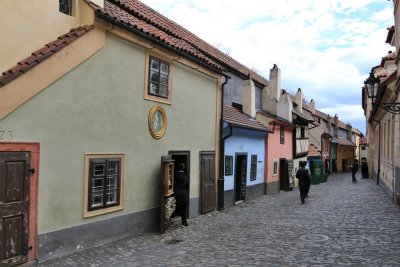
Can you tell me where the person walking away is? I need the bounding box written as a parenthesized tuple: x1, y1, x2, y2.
(296, 161, 310, 204)
(174, 163, 189, 226)
(351, 159, 359, 183)
(361, 158, 369, 179)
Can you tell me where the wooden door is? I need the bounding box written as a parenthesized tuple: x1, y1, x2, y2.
(0, 152, 30, 267)
(160, 155, 174, 234)
(200, 151, 215, 214)
(235, 154, 247, 202)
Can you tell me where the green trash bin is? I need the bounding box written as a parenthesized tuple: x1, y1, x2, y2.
(309, 161, 322, 185)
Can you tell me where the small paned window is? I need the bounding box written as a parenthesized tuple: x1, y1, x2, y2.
(273, 160, 278, 176)
(300, 127, 305, 138)
(84, 154, 124, 217)
(280, 126, 285, 144)
(59, 0, 72, 15)
(225, 156, 233, 176)
(148, 57, 169, 99)
(250, 155, 257, 181)
(89, 158, 121, 211)
(361, 146, 366, 151)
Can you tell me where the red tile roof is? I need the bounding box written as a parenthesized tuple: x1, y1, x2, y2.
(308, 145, 320, 157)
(224, 105, 269, 132)
(0, 25, 95, 87)
(91, 0, 268, 86)
(257, 110, 295, 128)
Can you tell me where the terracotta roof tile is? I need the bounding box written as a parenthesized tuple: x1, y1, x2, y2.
(224, 105, 269, 132)
(95, 1, 223, 71)
(257, 110, 295, 128)
(0, 25, 95, 87)
(93, 0, 268, 86)
(308, 145, 320, 157)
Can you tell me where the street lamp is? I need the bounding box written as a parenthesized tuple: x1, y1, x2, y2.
(365, 70, 400, 115)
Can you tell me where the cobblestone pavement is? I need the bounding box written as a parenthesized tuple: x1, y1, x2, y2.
(34, 173, 400, 267)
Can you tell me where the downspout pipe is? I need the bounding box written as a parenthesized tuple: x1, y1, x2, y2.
(218, 75, 231, 211)
(373, 119, 381, 186)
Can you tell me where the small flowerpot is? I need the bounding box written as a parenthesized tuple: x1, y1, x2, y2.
(396, 193, 400, 206)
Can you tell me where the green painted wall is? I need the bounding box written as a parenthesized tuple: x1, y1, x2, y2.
(0, 33, 218, 233)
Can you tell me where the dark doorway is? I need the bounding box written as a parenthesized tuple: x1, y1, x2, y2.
(0, 152, 30, 266)
(332, 159, 337, 173)
(342, 159, 347, 172)
(325, 159, 329, 174)
(235, 154, 247, 203)
(200, 151, 215, 214)
(169, 151, 190, 219)
(279, 158, 293, 191)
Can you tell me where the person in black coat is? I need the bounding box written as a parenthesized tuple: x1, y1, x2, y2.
(174, 163, 189, 226)
(296, 161, 310, 204)
(351, 159, 359, 183)
(361, 158, 369, 179)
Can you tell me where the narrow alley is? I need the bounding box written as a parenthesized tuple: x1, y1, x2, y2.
(35, 173, 400, 267)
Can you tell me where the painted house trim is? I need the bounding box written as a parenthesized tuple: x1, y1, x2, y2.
(0, 142, 40, 263)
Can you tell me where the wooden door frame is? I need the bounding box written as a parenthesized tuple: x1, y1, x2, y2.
(200, 151, 216, 214)
(0, 142, 40, 263)
(234, 152, 247, 203)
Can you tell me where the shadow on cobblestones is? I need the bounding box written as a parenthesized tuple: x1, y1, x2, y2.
(34, 173, 400, 267)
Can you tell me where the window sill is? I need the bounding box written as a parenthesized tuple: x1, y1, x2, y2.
(144, 94, 171, 105)
(84, 205, 123, 218)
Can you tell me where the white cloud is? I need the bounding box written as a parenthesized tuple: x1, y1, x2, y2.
(140, 0, 394, 134)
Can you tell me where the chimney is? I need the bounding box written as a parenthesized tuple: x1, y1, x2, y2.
(309, 99, 315, 114)
(262, 64, 281, 115)
(326, 114, 332, 131)
(333, 114, 338, 138)
(295, 88, 303, 112)
(269, 64, 281, 101)
(243, 78, 256, 118)
(346, 123, 352, 140)
(277, 91, 293, 122)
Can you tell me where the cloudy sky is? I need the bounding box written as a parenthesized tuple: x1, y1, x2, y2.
(140, 0, 394, 134)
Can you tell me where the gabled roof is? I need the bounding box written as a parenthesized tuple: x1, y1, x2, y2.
(319, 119, 331, 136)
(257, 110, 295, 128)
(90, 0, 268, 86)
(336, 137, 356, 147)
(293, 108, 315, 123)
(0, 25, 95, 87)
(224, 105, 269, 132)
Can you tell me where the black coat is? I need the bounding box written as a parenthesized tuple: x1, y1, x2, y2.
(351, 163, 359, 174)
(174, 170, 188, 206)
(296, 167, 310, 186)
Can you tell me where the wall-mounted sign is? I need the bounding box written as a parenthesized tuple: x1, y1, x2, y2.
(148, 105, 167, 139)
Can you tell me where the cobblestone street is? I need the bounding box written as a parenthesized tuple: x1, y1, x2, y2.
(34, 173, 400, 267)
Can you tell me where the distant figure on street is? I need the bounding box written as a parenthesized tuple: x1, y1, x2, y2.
(351, 159, 359, 183)
(361, 158, 369, 179)
(296, 161, 310, 204)
(174, 163, 189, 226)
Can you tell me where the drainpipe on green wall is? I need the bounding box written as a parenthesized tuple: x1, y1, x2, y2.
(218, 75, 230, 211)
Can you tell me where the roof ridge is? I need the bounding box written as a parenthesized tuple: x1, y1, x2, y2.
(105, 0, 268, 86)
